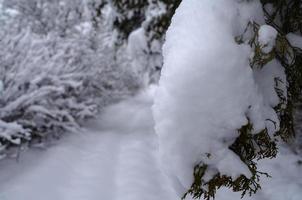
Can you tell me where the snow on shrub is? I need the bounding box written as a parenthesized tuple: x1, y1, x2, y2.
(0, 1, 139, 158)
(108, 0, 181, 86)
(153, 0, 294, 199)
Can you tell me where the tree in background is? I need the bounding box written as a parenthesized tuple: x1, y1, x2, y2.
(107, 0, 181, 85)
(0, 0, 139, 159)
(0, 0, 301, 199)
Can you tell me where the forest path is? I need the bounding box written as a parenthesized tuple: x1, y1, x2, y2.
(0, 88, 301, 200)
(0, 89, 177, 200)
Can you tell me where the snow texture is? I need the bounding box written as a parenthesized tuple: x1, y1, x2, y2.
(0, 0, 140, 156)
(287, 33, 302, 49)
(153, 0, 286, 194)
(126, 0, 166, 86)
(0, 89, 301, 200)
(258, 25, 278, 54)
(0, 80, 3, 95)
(128, 28, 150, 86)
(0, 89, 178, 200)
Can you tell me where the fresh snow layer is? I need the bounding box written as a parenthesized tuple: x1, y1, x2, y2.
(153, 0, 285, 194)
(258, 25, 278, 53)
(0, 80, 3, 95)
(0, 88, 301, 200)
(287, 33, 302, 49)
(0, 89, 177, 200)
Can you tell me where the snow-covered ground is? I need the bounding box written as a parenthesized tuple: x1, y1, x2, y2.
(0, 88, 301, 200)
(0, 89, 177, 200)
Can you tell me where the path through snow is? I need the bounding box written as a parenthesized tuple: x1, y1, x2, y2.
(0, 88, 301, 200)
(0, 89, 177, 200)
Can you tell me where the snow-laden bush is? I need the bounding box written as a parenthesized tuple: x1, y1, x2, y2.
(107, 0, 181, 86)
(260, 0, 302, 153)
(0, 0, 139, 158)
(153, 0, 302, 199)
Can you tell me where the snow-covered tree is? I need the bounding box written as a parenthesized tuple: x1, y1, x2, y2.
(107, 0, 181, 85)
(1, 0, 301, 198)
(0, 0, 139, 158)
(153, 0, 302, 199)
(260, 0, 302, 153)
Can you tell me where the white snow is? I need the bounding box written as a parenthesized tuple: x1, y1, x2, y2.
(0, 1, 301, 200)
(214, 147, 302, 200)
(0, 80, 3, 95)
(152, 0, 285, 195)
(287, 33, 302, 49)
(127, 28, 150, 86)
(0, 120, 29, 145)
(253, 59, 287, 135)
(127, 26, 163, 86)
(0, 89, 301, 200)
(0, 89, 177, 200)
(258, 25, 278, 53)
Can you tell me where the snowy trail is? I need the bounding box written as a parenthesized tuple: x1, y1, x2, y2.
(0, 90, 178, 200)
(0, 89, 301, 200)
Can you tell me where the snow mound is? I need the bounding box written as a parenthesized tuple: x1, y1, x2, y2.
(258, 25, 278, 53)
(287, 33, 302, 49)
(0, 89, 300, 200)
(153, 0, 285, 195)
